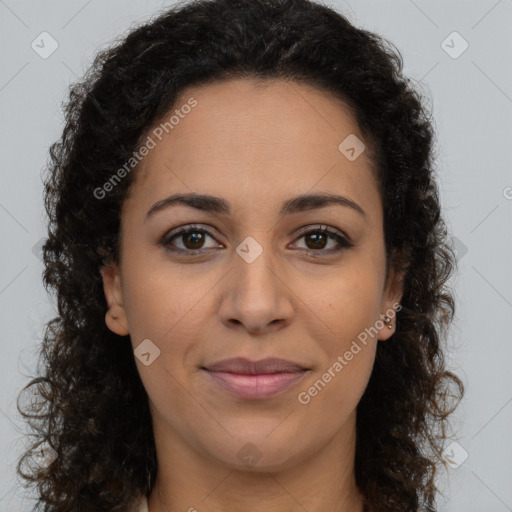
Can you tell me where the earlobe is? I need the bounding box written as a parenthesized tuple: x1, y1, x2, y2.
(378, 266, 406, 341)
(99, 262, 130, 336)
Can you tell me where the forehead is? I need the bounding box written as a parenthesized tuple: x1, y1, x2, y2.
(125, 78, 379, 218)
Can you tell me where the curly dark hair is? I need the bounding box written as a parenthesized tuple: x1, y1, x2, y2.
(16, 0, 464, 510)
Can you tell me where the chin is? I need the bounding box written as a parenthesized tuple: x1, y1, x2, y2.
(203, 433, 310, 473)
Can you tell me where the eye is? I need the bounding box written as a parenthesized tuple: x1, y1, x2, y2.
(161, 224, 354, 256)
(291, 225, 354, 255)
(161, 224, 220, 254)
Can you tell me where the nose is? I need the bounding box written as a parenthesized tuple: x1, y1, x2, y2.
(218, 244, 295, 335)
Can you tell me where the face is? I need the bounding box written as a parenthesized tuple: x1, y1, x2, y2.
(100, 78, 403, 473)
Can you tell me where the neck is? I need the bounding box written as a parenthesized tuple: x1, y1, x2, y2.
(148, 410, 365, 512)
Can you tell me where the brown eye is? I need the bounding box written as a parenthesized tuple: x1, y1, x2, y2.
(180, 231, 207, 250)
(162, 225, 221, 254)
(161, 224, 353, 257)
(293, 225, 353, 254)
(304, 231, 329, 250)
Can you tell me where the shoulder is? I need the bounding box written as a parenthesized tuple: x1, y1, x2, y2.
(127, 492, 148, 512)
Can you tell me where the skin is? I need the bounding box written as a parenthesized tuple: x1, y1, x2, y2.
(100, 78, 404, 512)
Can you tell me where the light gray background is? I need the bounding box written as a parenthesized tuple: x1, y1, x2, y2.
(1, 0, 511, 510)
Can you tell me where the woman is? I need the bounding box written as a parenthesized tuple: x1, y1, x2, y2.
(17, 0, 464, 511)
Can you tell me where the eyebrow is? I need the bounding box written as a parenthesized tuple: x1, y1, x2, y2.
(145, 192, 368, 222)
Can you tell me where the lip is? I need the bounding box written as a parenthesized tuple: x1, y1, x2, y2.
(203, 357, 308, 374)
(201, 357, 310, 400)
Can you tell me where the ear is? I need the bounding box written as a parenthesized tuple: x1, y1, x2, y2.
(99, 261, 129, 336)
(377, 263, 406, 341)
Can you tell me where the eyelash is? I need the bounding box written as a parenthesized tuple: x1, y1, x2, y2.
(161, 224, 354, 257)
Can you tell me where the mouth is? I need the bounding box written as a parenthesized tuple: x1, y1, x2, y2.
(201, 357, 311, 400)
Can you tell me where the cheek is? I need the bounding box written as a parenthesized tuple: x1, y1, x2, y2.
(297, 339, 377, 432)
(312, 266, 383, 341)
(301, 264, 381, 400)
(121, 259, 213, 392)
(121, 254, 199, 343)
(123, 279, 174, 344)
(288, 340, 376, 466)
